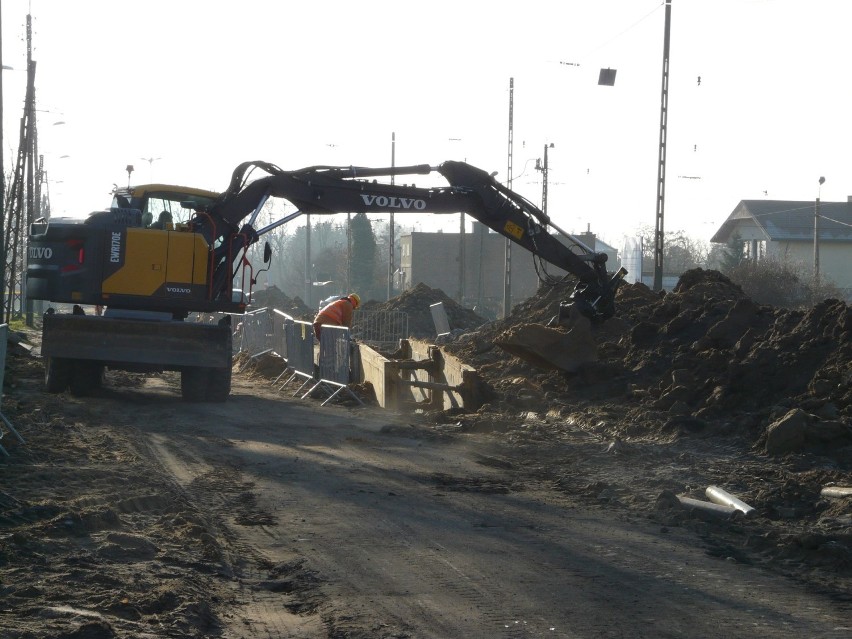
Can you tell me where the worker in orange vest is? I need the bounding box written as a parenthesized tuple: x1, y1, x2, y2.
(313, 293, 361, 340)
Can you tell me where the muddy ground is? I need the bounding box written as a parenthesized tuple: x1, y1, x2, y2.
(0, 269, 850, 637)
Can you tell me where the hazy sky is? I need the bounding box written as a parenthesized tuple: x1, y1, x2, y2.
(2, 0, 850, 248)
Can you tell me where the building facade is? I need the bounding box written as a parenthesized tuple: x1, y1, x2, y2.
(398, 223, 619, 318)
(711, 198, 852, 297)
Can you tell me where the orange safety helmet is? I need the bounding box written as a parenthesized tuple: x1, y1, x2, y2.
(347, 293, 361, 309)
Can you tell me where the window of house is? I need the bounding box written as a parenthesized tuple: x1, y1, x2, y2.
(744, 240, 767, 260)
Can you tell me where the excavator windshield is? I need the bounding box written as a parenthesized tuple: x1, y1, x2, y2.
(111, 185, 220, 226)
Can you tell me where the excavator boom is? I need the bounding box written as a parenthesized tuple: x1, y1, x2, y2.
(198, 160, 625, 321)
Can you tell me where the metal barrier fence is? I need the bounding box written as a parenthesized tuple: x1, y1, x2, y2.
(0, 324, 25, 456)
(231, 307, 378, 407)
(303, 325, 362, 406)
(237, 307, 273, 359)
(271, 310, 291, 359)
(278, 319, 317, 396)
(351, 309, 408, 352)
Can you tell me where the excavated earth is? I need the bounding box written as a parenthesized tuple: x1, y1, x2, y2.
(0, 268, 849, 637)
(439, 269, 852, 588)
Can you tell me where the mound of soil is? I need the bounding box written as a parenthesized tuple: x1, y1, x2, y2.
(363, 282, 487, 338)
(445, 268, 851, 446)
(249, 285, 314, 320)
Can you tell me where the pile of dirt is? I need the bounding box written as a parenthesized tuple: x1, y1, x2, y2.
(363, 282, 487, 338)
(249, 285, 314, 320)
(445, 268, 851, 449)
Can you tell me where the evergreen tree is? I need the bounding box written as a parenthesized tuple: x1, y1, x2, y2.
(719, 233, 745, 273)
(350, 213, 379, 300)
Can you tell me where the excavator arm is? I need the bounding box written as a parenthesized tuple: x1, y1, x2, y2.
(194, 160, 626, 321)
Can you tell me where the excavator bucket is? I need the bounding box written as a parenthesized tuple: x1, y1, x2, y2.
(494, 305, 597, 372)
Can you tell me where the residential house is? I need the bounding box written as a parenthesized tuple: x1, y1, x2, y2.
(711, 198, 852, 297)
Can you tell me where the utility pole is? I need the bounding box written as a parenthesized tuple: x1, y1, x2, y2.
(0, 4, 6, 314)
(387, 132, 395, 300)
(24, 15, 36, 326)
(653, 0, 672, 292)
(814, 176, 825, 294)
(305, 214, 311, 306)
(502, 77, 514, 319)
(536, 143, 555, 216)
(458, 201, 465, 304)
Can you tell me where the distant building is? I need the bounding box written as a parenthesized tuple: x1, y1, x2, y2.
(398, 223, 619, 317)
(711, 198, 852, 297)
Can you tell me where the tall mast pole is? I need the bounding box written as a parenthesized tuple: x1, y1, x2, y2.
(387, 131, 395, 300)
(653, 0, 672, 291)
(0, 2, 6, 311)
(502, 77, 514, 319)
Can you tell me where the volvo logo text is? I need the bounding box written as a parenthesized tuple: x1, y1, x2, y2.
(360, 194, 426, 210)
(28, 246, 53, 259)
(166, 286, 191, 294)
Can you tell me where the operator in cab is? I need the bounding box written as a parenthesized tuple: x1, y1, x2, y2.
(313, 293, 360, 340)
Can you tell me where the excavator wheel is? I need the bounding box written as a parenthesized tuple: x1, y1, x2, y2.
(44, 357, 72, 393)
(206, 366, 231, 403)
(69, 360, 105, 396)
(181, 366, 208, 402)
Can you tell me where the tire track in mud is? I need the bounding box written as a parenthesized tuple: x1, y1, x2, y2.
(142, 423, 326, 638)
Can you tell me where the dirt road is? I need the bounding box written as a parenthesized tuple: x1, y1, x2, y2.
(3, 359, 849, 638)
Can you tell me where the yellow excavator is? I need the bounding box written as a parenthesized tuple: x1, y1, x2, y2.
(27, 160, 626, 401)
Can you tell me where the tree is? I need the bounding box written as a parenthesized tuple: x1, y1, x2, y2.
(637, 226, 708, 275)
(724, 255, 841, 309)
(717, 233, 745, 273)
(350, 212, 379, 301)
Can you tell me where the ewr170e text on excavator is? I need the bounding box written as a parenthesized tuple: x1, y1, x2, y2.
(26, 160, 627, 401)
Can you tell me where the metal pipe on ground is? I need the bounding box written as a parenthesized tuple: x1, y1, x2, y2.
(820, 486, 852, 498)
(705, 485, 756, 517)
(677, 495, 739, 519)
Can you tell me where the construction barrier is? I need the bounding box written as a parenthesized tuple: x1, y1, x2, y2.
(271, 310, 292, 360)
(269, 310, 294, 387)
(237, 307, 418, 408)
(236, 307, 272, 361)
(278, 319, 317, 396)
(0, 324, 25, 457)
(303, 325, 362, 406)
(351, 309, 408, 352)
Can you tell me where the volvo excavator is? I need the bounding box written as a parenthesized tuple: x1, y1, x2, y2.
(26, 160, 627, 401)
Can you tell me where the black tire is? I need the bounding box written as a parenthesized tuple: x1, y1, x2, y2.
(44, 357, 72, 393)
(69, 360, 103, 397)
(181, 366, 208, 402)
(205, 366, 231, 403)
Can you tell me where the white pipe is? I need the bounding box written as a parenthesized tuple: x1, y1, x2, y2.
(705, 486, 756, 516)
(677, 496, 738, 519)
(820, 486, 852, 498)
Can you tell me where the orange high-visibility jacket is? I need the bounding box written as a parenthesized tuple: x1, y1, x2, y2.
(313, 297, 355, 329)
